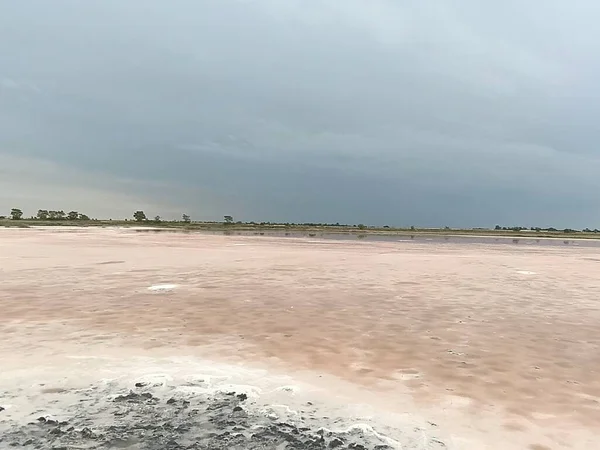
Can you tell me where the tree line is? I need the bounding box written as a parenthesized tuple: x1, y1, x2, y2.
(3, 208, 90, 221)
(132, 211, 193, 223)
(131, 211, 235, 224)
(3, 209, 217, 223)
(4, 209, 599, 232)
(495, 225, 600, 233)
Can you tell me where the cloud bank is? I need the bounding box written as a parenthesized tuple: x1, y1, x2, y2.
(1, 0, 599, 227)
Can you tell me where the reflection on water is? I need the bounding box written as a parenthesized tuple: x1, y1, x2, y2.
(200, 230, 597, 248)
(129, 227, 598, 247)
(130, 227, 598, 247)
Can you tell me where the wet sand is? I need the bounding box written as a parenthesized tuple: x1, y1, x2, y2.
(1, 227, 599, 449)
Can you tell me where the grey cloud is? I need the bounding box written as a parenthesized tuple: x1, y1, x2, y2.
(1, 0, 600, 227)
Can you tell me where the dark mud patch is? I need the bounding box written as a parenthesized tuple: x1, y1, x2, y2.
(0, 383, 430, 449)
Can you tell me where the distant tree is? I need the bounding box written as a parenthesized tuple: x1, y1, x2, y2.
(37, 210, 49, 220)
(410, 225, 416, 231)
(10, 208, 23, 220)
(182, 214, 191, 223)
(224, 215, 234, 225)
(357, 224, 366, 230)
(154, 215, 161, 223)
(133, 210, 147, 222)
(78, 214, 90, 221)
(67, 211, 79, 220)
(47, 210, 66, 220)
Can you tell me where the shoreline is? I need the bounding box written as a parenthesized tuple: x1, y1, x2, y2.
(4, 223, 600, 246)
(3, 219, 600, 241)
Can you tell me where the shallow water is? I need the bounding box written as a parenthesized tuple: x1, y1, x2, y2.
(135, 227, 600, 248)
(1, 227, 599, 449)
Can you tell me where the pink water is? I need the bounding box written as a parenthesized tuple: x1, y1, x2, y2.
(1, 227, 599, 449)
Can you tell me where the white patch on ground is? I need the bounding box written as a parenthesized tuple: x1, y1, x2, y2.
(274, 385, 300, 394)
(516, 270, 537, 275)
(133, 373, 173, 386)
(531, 412, 558, 420)
(442, 395, 473, 408)
(262, 404, 301, 416)
(148, 284, 178, 291)
(320, 423, 403, 449)
(394, 371, 422, 381)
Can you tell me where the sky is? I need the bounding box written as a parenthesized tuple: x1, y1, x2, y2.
(1, 0, 600, 228)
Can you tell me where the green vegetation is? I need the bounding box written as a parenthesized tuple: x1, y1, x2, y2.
(35, 209, 89, 221)
(2, 207, 600, 239)
(10, 208, 23, 220)
(133, 210, 147, 222)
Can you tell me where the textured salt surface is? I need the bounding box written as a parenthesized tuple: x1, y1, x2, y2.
(1, 384, 412, 450)
(0, 343, 445, 450)
(1, 227, 600, 449)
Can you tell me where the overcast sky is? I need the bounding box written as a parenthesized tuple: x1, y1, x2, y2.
(1, 0, 599, 227)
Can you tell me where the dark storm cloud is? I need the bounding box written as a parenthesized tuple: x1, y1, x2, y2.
(1, 0, 599, 226)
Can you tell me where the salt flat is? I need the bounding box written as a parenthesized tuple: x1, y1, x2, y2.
(1, 227, 599, 449)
